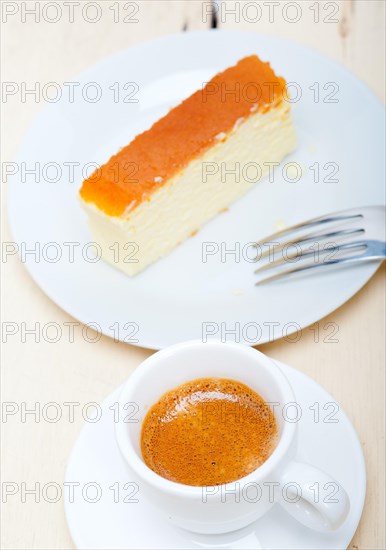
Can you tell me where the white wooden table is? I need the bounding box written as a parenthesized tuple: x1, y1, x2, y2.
(2, 2, 385, 549)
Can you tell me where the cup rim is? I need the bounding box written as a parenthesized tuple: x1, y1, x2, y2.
(115, 340, 297, 498)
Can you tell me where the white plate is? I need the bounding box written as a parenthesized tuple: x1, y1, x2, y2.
(7, 30, 385, 349)
(64, 360, 366, 549)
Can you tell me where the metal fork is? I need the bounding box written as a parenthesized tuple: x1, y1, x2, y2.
(254, 205, 386, 285)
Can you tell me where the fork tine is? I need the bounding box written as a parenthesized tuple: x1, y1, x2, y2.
(254, 241, 368, 274)
(257, 228, 365, 259)
(254, 213, 363, 248)
(255, 249, 371, 285)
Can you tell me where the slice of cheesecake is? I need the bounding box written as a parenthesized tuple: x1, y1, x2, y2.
(79, 55, 296, 275)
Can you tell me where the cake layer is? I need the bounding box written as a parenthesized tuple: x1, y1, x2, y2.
(79, 55, 286, 216)
(82, 101, 296, 276)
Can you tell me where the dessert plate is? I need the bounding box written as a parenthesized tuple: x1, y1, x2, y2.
(64, 360, 366, 549)
(7, 31, 385, 349)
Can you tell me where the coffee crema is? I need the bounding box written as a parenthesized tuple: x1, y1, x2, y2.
(141, 377, 278, 486)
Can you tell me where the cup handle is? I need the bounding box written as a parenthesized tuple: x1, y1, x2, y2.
(278, 461, 350, 532)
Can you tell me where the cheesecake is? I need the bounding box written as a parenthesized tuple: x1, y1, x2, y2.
(79, 55, 296, 275)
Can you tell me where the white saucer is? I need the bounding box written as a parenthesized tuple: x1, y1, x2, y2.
(7, 30, 385, 349)
(64, 360, 366, 549)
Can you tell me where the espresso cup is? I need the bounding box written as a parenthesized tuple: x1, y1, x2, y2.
(115, 340, 350, 534)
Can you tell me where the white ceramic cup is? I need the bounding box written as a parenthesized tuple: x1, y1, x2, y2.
(115, 341, 350, 534)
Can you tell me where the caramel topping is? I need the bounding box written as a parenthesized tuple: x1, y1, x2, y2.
(80, 55, 286, 216)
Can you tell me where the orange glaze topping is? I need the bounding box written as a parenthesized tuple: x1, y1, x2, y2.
(79, 55, 286, 216)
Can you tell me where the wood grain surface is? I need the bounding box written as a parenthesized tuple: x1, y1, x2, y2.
(1, 2, 385, 549)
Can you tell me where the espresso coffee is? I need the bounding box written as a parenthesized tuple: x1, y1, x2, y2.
(141, 378, 278, 486)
